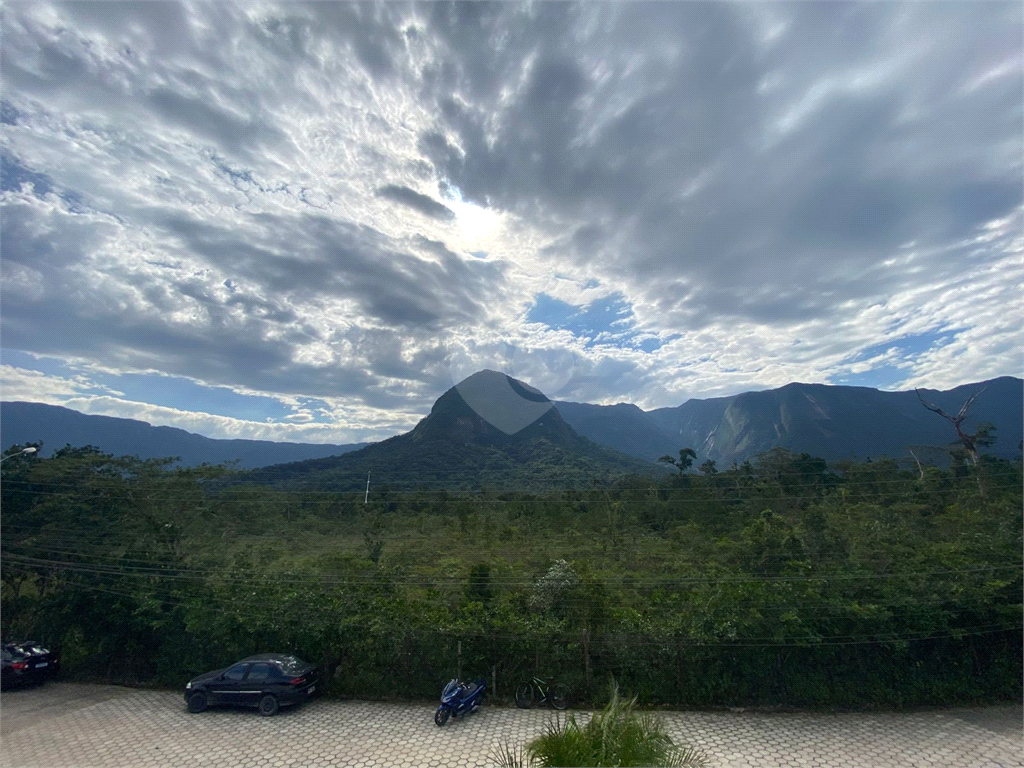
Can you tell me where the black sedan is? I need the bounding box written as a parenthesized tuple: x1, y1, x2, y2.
(184, 654, 319, 716)
(1, 641, 61, 689)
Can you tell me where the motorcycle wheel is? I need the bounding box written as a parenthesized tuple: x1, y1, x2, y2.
(550, 684, 570, 710)
(515, 683, 534, 709)
(434, 706, 451, 726)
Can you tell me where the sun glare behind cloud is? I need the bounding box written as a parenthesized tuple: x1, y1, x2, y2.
(446, 194, 503, 249)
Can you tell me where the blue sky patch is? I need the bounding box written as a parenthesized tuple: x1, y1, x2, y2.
(634, 337, 665, 353)
(856, 329, 959, 361)
(834, 330, 961, 389)
(1, 350, 298, 422)
(526, 293, 664, 350)
(112, 374, 297, 422)
(834, 364, 908, 390)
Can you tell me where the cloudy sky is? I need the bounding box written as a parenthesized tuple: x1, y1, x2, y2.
(1, 1, 1021, 445)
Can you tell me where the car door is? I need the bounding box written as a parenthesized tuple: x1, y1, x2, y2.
(239, 662, 274, 707)
(208, 663, 250, 706)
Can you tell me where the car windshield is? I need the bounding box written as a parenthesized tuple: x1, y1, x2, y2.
(277, 656, 307, 675)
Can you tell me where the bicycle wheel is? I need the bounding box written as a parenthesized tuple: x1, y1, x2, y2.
(549, 683, 569, 710)
(514, 682, 535, 709)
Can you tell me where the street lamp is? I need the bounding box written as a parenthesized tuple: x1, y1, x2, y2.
(0, 446, 37, 463)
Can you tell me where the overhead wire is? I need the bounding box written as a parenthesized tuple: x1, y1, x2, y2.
(12, 570, 1020, 650)
(1, 462, 1017, 496)
(4, 549, 1019, 588)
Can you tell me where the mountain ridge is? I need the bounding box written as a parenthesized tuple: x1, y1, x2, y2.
(2, 375, 1020, 476)
(0, 401, 365, 469)
(560, 375, 1022, 464)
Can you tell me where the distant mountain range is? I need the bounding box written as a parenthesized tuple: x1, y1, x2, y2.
(2, 374, 1020, 485)
(0, 401, 365, 469)
(557, 376, 1023, 465)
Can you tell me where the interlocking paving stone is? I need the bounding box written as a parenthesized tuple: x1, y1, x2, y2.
(1, 683, 1020, 768)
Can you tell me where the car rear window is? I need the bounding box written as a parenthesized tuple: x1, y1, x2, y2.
(277, 656, 307, 675)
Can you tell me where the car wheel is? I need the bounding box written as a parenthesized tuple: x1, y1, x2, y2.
(434, 705, 451, 726)
(187, 692, 208, 713)
(515, 683, 534, 709)
(258, 694, 279, 717)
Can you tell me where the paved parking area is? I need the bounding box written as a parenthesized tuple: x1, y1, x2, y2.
(1, 683, 1020, 768)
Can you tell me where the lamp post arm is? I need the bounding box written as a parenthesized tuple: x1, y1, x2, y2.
(0, 446, 38, 464)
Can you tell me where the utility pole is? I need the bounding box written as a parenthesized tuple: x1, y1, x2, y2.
(364, 471, 370, 504)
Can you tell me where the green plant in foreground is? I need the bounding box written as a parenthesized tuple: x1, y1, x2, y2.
(493, 682, 708, 767)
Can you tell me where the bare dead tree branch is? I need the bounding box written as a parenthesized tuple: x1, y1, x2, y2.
(956, 389, 985, 423)
(915, 391, 953, 421)
(916, 387, 991, 500)
(915, 387, 989, 464)
(907, 448, 925, 481)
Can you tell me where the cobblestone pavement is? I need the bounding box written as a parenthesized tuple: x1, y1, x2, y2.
(1, 683, 1020, 768)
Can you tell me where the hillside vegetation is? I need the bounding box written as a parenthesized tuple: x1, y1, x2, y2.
(245, 370, 661, 490)
(2, 443, 1020, 708)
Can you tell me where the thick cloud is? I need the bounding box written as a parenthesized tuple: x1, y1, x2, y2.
(0, 1, 1020, 440)
(376, 185, 456, 221)
(414, 3, 1021, 308)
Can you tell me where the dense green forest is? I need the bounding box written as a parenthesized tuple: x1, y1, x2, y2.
(1, 443, 1020, 708)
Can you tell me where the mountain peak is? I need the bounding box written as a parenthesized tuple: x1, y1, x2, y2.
(411, 370, 569, 445)
(452, 369, 550, 403)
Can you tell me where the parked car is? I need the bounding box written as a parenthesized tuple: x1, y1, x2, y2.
(1, 640, 61, 689)
(184, 654, 319, 716)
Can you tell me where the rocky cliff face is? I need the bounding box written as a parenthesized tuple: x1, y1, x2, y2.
(558, 376, 1023, 465)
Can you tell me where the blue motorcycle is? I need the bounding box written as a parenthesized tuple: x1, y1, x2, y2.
(434, 677, 486, 726)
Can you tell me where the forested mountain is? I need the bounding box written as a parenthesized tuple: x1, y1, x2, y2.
(0, 401, 364, 469)
(246, 370, 658, 490)
(556, 376, 1023, 465)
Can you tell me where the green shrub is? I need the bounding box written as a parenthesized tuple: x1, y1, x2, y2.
(494, 682, 707, 767)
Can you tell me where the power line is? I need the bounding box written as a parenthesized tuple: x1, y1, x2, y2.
(1, 479, 1019, 508)
(2, 461, 1017, 493)
(17, 573, 1022, 650)
(4, 550, 1019, 588)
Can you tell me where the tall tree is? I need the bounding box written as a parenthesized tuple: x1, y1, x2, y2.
(659, 448, 697, 475)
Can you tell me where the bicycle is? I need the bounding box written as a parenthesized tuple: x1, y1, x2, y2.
(515, 676, 569, 710)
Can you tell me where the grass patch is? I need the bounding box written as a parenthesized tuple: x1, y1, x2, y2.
(493, 681, 708, 767)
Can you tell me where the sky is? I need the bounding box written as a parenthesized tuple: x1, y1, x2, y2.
(1, 1, 1022, 445)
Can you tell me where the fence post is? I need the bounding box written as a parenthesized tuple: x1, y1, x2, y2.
(457, 640, 462, 681)
(492, 664, 497, 700)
